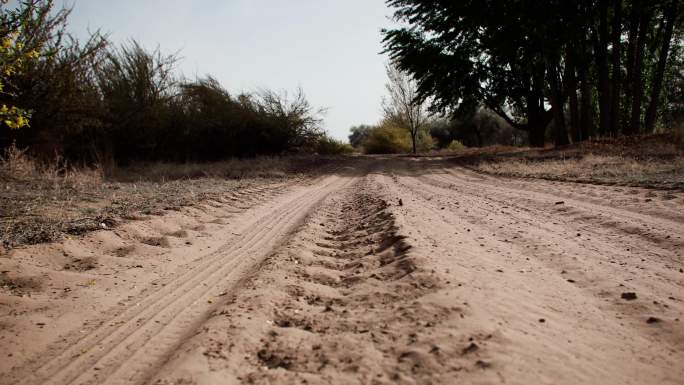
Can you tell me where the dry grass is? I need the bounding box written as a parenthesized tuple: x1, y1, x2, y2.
(0, 145, 339, 250)
(109, 157, 291, 182)
(475, 154, 684, 188)
(0, 144, 103, 187)
(453, 134, 684, 189)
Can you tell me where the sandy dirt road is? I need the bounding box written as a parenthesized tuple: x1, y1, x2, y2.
(2, 158, 683, 384)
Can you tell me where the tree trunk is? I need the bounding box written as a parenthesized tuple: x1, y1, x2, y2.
(526, 91, 544, 147)
(411, 129, 417, 154)
(528, 118, 546, 147)
(527, 61, 548, 147)
(580, 79, 593, 141)
(595, 0, 611, 137)
(578, 38, 593, 140)
(645, 0, 678, 133)
(628, 8, 651, 134)
(565, 46, 581, 143)
(548, 55, 570, 146)
(610, 0, 622, 136)
(474, 126, 483, 147)
(624, 0, 642, 131)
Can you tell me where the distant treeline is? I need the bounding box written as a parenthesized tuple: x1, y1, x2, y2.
(349, 107, 524, 154)
(349, 62, 526, 155)
(0, 1, 349, 168)
(383, 0, 684, 146)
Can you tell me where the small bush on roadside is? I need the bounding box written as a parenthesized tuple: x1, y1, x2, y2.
(0, 142, 102, 185)
(0, 143, 36, 180)
(316, 136, 354, 155)
(348, 125, 374, 148)
(362, 124, 411, 154)
(447, 139, 466, 151)
(416, 129, 435, 152)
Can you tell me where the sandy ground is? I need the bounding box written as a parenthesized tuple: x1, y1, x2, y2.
(1, 157, 682, 385)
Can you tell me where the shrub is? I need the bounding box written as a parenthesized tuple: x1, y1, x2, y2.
(427, 109, 521, 148)
(362, 124, 411, 154)
(0, 142, 102, 185)
(447, 139, 466, 151)
(316, 136, 354, 155)
(348, 124, 374, 148)
(416, 129, 435, 152)
(1, 1, 328, 166)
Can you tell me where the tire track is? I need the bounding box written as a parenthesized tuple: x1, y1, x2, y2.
(417, 169, 683, 262)
(151, 177, 499, 385)
(378, 164, 684, 383)
(443, 166, 684, 227)
(11, 174, 356, 385)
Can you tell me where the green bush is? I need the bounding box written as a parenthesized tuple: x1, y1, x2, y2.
(416, 129, 435, 152)
(362, 124, 411, 154)
(316, 136, 354, 155)
(447, 139, 466, 151)
(348, 124, 374, 148)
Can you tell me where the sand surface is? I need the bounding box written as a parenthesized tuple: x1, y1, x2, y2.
(2, 158, 683, 385)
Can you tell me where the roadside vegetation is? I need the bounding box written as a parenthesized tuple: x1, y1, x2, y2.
(0, 1, 347, 171)
(351, 0, 682, 155)
(0, 142, 346, 250)
(382, 0, 683, 147)
(350, 63, 520, 155)
(0, 1, 352, 249)
(456, 134, 684, 189)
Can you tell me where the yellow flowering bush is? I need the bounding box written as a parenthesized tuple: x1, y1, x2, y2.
(1, 1, 42, 130)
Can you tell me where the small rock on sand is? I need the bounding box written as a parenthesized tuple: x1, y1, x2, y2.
(462, 342, 479, 355)
(621, 292, 638, 300)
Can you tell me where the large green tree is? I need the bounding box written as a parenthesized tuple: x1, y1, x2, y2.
(382, 0, 683, 147)
(382, 1, 567, 146)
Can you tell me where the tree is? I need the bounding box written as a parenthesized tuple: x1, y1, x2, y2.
(348, 124, 373, 148)
(382, 1, 564, 147)
(627, 3, 652, 134)
(256, 87, 326, 151)
(645, 0, 680, 132)
(382, 63, 428, 154)
(383, 0, 683, 146)
(609, 0, 623, 136)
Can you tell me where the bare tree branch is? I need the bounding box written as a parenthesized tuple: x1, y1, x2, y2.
(382, 63, 429, 154)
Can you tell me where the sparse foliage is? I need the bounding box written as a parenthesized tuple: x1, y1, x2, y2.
(382, 63, 429, 154)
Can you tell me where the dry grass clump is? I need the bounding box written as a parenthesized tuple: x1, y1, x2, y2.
(0, 144, 103, 187)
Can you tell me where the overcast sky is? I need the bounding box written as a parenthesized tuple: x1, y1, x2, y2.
(61, 0, 393, 141)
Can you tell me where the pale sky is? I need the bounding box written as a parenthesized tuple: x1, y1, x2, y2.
(61, 0, 393, 141)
